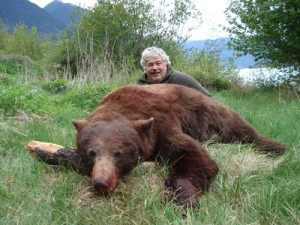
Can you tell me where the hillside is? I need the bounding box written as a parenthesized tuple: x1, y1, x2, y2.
(0, 0, 65, 34)
(44, 0, 88, 25)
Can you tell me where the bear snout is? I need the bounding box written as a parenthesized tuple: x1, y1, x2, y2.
(92, 158, 117, 195)
(93, 177, 113, 195)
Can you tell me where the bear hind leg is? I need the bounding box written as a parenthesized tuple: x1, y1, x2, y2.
(217, 121, 287, 155)
(253, 135, 287, 155)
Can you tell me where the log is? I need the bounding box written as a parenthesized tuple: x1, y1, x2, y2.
(26, 141, 155, 176)
(27, 141, 64, 154)
(26, 141, 91, 176)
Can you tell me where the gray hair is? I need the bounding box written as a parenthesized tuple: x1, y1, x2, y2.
(140, 47, 171, 68)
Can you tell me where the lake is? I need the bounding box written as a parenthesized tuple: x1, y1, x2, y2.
(237, 67, 299, 88)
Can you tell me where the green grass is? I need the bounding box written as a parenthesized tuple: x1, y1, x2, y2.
(1, 85, 300, 224)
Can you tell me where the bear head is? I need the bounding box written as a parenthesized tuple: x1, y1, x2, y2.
(72, 117, 154, 195)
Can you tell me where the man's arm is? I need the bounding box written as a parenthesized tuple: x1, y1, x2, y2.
(172, 70, 212, 97)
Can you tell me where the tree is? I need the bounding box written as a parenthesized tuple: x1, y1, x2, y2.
(225, 0, 300, 72)
(78, 0, 201, 66)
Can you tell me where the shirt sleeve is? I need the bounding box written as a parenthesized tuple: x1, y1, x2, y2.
(172, 71, 212, 97)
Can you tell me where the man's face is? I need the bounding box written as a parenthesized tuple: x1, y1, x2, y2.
(144, 56, 168, 84)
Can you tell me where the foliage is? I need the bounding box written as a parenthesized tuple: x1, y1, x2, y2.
(0, 86, 53, 115)
(0, 55, 44, 86)
(177, 48, 234, 91)
(0, 55, 19, 75)
(0, 54, 41, 74)
(0, 81, 115, 117)
(82, 0, 200, 54)
(225, 0, 300, 78)
(0, 24, 43, 60)
(60, 84, 115, 111)
(44, 31, 79, 76)
(41, 79, 68, 94)
(0, 13, 234, 89)
(69, 0, 201, 69)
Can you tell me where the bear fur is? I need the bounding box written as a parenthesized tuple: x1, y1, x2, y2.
(72, 84, 286, 208)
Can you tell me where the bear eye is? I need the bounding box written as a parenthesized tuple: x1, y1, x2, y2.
(113, 149, 123, 159)
(88, 149, 97, 159)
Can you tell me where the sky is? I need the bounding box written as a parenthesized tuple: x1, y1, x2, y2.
(28, 0, 231, 40)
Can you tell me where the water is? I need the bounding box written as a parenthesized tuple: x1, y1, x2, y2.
(237, 67, 299, 88)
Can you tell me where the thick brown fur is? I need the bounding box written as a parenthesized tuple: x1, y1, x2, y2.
(72, 84, 286, 208)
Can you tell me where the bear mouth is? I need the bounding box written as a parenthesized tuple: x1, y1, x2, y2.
(92, 177, 116, 195)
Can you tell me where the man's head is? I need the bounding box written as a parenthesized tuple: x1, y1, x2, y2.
(140, 47, 171, 84)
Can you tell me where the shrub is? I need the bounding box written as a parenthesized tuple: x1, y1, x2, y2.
(60, 84, 115, 112)
(0, 54, 43, 77)
(209, 76, 231, 91)
(0, 74, 15, 85)
(1, 24, 43, 60)
(0, 86, 51, 115)
(176, 48, 235, 91)
(41, 79, 68, 94)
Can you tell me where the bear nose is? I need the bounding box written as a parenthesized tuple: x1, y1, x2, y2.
(92, 158, 117, 195)
(93, 178, 110, 195)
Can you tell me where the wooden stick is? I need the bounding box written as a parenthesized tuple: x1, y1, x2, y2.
(26, 141, 91, 176)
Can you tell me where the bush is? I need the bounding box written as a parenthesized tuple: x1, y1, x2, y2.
(0, 86, 56, 115)
(60, 84, 115, 112)
(1, 24, 43, 60)
(0, 54, 43, 77)
(209, 76, 231, 91)
(0, 74, 15, 85)
(176, 48, 235, 91)
(41, 79, 68, 94)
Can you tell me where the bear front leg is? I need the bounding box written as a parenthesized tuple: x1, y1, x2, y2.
(164, 133, 219, 208)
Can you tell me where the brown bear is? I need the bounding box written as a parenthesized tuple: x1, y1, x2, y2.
(67, 84, 286, 208)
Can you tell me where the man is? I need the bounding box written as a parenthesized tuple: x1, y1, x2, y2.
(137, 47, 212, 97)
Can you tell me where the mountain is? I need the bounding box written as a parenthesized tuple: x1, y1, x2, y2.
(0, 0, 65, 34)
(185, 38, 256, 69)
(44, 0, 88, 25)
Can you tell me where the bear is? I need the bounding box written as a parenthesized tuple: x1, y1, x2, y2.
(67, 83, 286, 208)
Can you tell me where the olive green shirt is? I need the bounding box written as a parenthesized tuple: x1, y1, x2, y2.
(137, 66, 212, 97)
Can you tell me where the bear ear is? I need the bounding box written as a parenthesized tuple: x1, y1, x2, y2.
(72, 119, 88, 131)
(132, 117, 154, 133)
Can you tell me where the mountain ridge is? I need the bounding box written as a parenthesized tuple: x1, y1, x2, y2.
(44, 0, 88, 25)
(0, 0, 65, 34)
